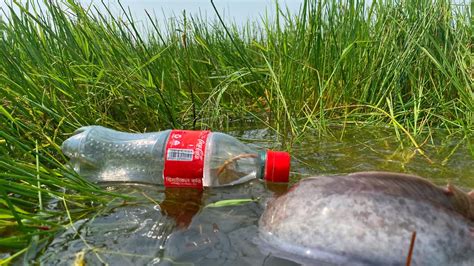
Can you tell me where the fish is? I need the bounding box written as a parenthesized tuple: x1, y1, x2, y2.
(258, 172, 474, 266)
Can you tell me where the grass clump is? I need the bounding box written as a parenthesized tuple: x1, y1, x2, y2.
(0, 0, 472, 260)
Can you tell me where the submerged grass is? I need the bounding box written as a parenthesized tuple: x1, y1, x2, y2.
(0, 0, 472, 259)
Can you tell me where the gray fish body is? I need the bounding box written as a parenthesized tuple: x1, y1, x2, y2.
(259, 172, 474, 265)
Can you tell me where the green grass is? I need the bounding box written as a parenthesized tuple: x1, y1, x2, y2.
(0, 0, 472, 260)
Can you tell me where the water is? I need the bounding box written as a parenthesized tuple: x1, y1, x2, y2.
(34, 126, 473, 265)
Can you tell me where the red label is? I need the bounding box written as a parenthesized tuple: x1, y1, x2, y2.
(164, 130, 210, 189)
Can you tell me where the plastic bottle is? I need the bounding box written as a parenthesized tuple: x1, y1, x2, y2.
(61, 126, 290, 189)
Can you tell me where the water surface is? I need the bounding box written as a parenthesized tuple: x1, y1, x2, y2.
(36, 126, 473, 265)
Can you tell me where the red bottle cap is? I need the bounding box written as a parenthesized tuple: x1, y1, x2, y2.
(264, 150, 290, 183)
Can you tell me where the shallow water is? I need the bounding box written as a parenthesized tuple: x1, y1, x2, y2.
(36, 126, 473, 265)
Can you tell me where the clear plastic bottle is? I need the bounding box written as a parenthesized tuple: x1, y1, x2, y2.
(61, 126, 290, 188)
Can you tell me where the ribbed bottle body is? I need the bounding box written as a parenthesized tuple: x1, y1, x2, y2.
(62, 126, 170, 184)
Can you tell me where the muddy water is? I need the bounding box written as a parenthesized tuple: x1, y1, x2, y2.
(37, 126, 473, 265)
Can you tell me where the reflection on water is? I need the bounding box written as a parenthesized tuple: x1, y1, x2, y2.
(37, 126, 473, 265)
(39, 182, 293, 265)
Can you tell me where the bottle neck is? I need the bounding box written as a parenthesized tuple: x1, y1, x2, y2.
(257, 151, 266, 180)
